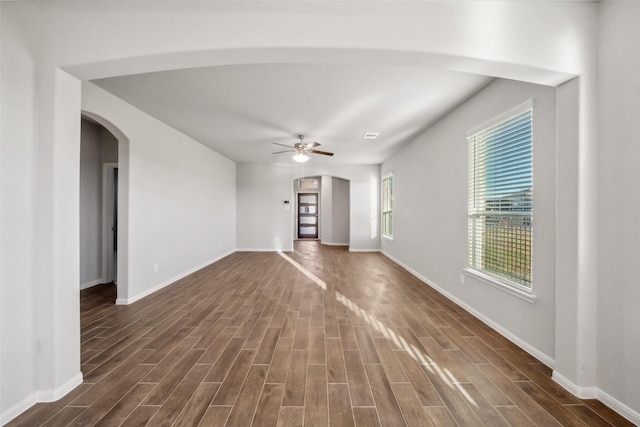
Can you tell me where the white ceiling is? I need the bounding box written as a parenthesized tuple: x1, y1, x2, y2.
(93, 63, 493, 164)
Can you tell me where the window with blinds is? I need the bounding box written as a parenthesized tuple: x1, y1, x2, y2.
(467, 102, 532, 289)
(382, 174, 393, 238)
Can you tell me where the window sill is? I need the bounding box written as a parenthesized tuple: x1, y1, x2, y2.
(463, 268, 537, 304)
(382, 235, 394, 241)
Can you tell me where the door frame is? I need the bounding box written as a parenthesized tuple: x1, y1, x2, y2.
(102, 162, 118, 283)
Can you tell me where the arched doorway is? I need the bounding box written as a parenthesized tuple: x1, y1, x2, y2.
(79, 116, 118, 292)
(80, 111, 130, 304)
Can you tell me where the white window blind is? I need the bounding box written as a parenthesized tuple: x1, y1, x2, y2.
(382, 174, 393, 238)
(468, 103, 533, 289)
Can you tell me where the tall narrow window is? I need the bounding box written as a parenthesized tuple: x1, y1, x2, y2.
(467, 102, 533, 289)
(382, 174, 394, 238)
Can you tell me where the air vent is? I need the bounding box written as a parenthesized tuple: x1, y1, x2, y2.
(363, 132, 379, 140)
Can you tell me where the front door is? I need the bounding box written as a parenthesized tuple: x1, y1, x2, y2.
(298, 193, 318, 238)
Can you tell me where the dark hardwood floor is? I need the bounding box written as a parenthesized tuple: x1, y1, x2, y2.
(8, 241, 634, 426)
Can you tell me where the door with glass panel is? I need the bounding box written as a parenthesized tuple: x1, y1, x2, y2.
(298, 193, 318, 238)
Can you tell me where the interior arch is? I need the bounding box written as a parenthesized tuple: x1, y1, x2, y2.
(68, 47, 575, 87)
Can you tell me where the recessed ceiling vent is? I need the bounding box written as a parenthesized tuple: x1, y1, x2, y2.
(363, 132, 379, 140)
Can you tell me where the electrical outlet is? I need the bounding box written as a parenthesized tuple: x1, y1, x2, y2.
(460, 274, 465, 285)
(153, 264, 158, 273)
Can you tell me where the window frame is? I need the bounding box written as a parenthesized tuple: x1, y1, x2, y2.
(465, 100, 535, 298)
(382, 173, 394, 240)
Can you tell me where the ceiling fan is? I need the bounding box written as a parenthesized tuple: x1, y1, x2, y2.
(272, 134, 334, 163)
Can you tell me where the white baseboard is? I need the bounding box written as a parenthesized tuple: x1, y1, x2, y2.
(598, 388, 640, 425)
(321, 242, 349, 247)
(80, 278, 105, 290)
(380, 250, 555, 368)
(551, 371, 597, 399)
(38, 372, 84, 402)
(1, 393, 37, 426)
(348, 248, 381, 253)
(551, 372, 640, 425)
(116, 250, 235, 305)
(236, 248, 292, 252)
(1, 372, 83, 426)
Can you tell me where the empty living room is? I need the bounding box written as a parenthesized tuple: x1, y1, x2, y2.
(1, 1, 639, 426)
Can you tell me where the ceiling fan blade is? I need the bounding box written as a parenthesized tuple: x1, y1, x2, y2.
(311, 149, 334, 157)
(272, 149, 296, 154)
(304, 142, 320, 149)
(272, 142, 295, 148)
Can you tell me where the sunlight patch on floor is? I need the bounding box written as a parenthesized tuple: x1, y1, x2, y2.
(278, 251, 327, 290)
(278, 250, 477, 407)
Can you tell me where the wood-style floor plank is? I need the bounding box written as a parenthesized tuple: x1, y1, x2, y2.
(365, 364, 406, 426)
(142, 337, 197, 382)
(205, 338, 246, 382)
(93, 383, 156, 427)
(391, 383, 435, 427)
(352, 407, 382, 427)
(326, 338, 348, 384)
(328, 383, 355, 427)
(265, 337, 294, 384)
(144, 364, 210, 426)
(343, 350, 375, 407)
(7, 242, 634, 427)
(252, 383, 284, 427)
(423, 406, 457, 427)
(394, 350, 443, 407)
(173, 382, 220, 427)
(282, 349, 308, 406)
(119, 406, 158, 427)
(304, 364, 329, 426)
(199, 405, 232, 427)
(276, 406, 304, 427)
(494, 405, 536, 426)
(211, 350, 256, 406)
(225, 364, 268, 426)
(41, 407, 87, 427)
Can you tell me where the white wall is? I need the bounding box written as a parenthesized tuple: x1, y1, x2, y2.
(597, 1, 640, 420)
(320, 175, 332, 243)
(0, 2, 39, 420)
(79, 120, 102, 286)
(318, 176, 349, 246)
(237, 164, 295, 251)
(237, 163, 379, 252)
(332, 177, 350, 245)
(79, 120, 103, 287)
(82, 82, 237, 304)
(382, 79, 557, 363)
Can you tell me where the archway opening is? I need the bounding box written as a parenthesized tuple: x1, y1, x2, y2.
(80, 111, 130, 304)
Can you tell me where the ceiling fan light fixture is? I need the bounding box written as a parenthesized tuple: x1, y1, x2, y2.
(272, 133, 333, 161)
(293, 152, 310, 163)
